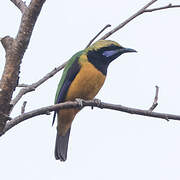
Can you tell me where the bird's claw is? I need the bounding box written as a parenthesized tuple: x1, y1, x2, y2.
(75, 98, 84, 108)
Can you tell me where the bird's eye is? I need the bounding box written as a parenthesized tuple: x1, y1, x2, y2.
(102, 49, 120, 58)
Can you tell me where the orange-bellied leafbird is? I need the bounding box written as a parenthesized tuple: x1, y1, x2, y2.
(53, 40, 136, 161)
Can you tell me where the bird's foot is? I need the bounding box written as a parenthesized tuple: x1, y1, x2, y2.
(75, 98, 84, 108)
(91, 98, 102, 109)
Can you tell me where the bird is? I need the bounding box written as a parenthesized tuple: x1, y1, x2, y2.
(53, 39, 136, 161)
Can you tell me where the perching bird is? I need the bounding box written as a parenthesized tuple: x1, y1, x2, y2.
(53, 40, 136, 161)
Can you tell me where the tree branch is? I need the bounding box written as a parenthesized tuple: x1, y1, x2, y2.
(10, 0, 28, 13)
(0, 0, 46, 132)
(144, 3, 180, 12)
(10, 61, 67, 110)
(100, 1, 180, 40)
(17, 83, 29, 87)
(2, 99, 180, 136)
(100, 0, 158, 40)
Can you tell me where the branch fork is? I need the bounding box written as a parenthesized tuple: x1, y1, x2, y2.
(10, 0, 28, 13)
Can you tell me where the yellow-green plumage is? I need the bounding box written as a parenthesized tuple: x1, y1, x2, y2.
(54, 40, 136, 161)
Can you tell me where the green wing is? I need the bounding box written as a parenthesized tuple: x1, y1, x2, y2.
(54, 50, 84, 103)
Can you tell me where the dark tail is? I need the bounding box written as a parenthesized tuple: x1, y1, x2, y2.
(55, 128, 71, 161)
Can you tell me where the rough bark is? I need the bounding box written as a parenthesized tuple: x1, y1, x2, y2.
(0, 0, 46, 133)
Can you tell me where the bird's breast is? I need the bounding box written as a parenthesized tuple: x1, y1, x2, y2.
(65, 61, 106, 101)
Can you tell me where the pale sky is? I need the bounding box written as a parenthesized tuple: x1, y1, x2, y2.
(0, 0, 180, 180)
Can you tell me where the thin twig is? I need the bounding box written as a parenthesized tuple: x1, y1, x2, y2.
(17, 83, 29, 87)
(85, 24, 111, 48)
(100, 0, 158, 40)
(3, 99, 180, 135)
(149, 86, 159, 112)
(10, 61, 67, 110)
(10, 0, 28, 13)
(144, 3, 180, 12)
(100, 1, 180, 40)
(21, 101, 27, 114)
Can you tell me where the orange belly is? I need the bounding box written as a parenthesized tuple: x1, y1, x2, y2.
(58, 61, 106, 135)
(65, 61, 106, 101)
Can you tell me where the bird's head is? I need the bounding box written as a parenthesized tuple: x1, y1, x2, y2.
(86, 40, 137, 64)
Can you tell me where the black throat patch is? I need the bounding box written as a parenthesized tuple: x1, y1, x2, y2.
(87, 50, 108, 76)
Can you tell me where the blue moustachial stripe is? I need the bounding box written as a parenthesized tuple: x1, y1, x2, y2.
(102, 49, 121, 57)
